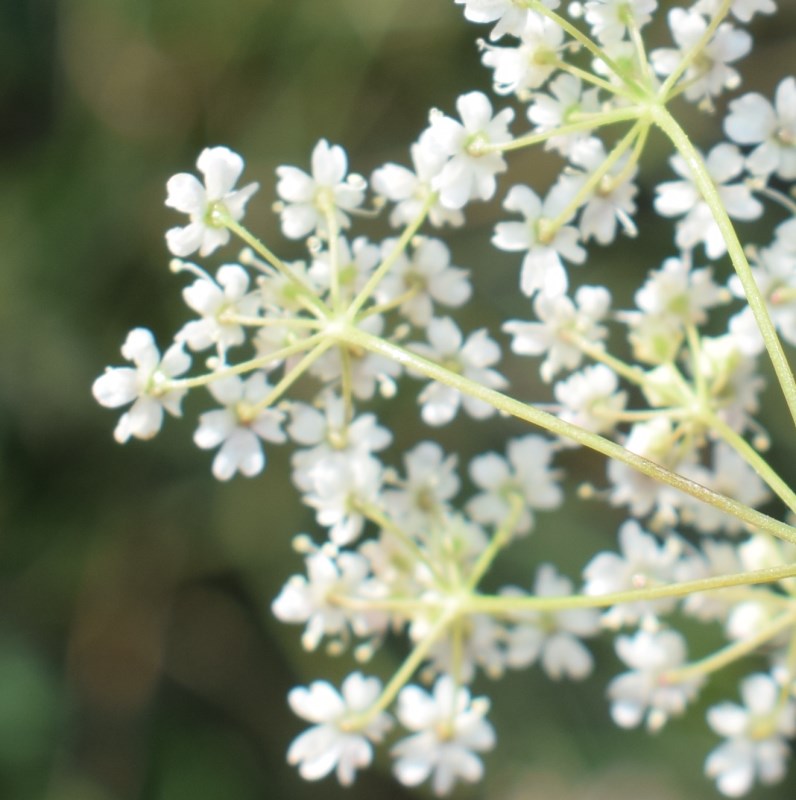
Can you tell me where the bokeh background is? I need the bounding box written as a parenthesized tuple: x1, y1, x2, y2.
(3, 1, 796, 799)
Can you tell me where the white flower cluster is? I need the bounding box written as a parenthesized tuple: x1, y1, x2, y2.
(92, 1, 796, 797)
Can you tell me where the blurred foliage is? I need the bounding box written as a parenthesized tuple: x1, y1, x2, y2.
(2, 1, 796, 799)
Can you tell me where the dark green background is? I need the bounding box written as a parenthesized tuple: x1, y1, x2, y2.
(2, 1, 796, 798)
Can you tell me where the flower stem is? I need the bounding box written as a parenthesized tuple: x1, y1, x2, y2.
(336, 324, 796, 545)
(653, 106, 796, 431)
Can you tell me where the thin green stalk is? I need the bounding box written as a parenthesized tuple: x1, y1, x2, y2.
(251, 339, 334, 413)
(220, 215, 329, 317)
(342, 608, 455, 730)
(706, 412, 796, 516)
(168, 333, 325, 390)
(547, 120, 646, 234)
(663, 608, 796, 685)
(659, 0, 733, 101)
(466, 494, 524, 591)
(468, 564, 796, 616)
(347, 194, 435, 318)
(336, 324, 796, 545)
(526, 0, 634, 92)
(488, 107, 644, 154)
(653, 106, 796, 430)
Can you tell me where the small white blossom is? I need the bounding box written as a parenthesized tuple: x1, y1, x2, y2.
(384, 441, 460, 532)
(492, 184, 586, 297)
(504, 285, 611, 382)
(583, 520, 684, 627)
(193, 372, 286, 481)
(467, 435, 563, 535)
(411, 317, 507, 426)
(392, 676, 496, 796)
(426, 91, 514, 209)
(481, 12, 565, 97)
(505, 564, 600, 679)
(177, 263, 260, 355)
(693, 0, 776, 24)
(526, 74, 601, 157)
(455, 0, 560, 41)
(608, 628, 702, 732)
(93, 328, 191, 443)
(554, 364, 626, 436)
(276, 139, 366, 239)
(287, 673, 392, 786)
(651, 10, 751, 106)
(372, 132, 465, 228)
(375, 236, 471, 327)
(706, 673, 796, 797)
(654, 144, 763, 259)
(725, 76, 796, 179)
(165, 146, 258, 257)
(584, 0, 657, 44)
(272, 548, 383, 649)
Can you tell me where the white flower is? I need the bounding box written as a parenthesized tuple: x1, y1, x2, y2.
(411, 317, 507, 426)
(584, 0, 657, 44)
(455, 0, 560, 41)
(308, 235, 380, 301)
(383, 441, 460, 532)
(467, 435, 563, 535)
(583, 520, 683, 627)
(725, 77, 796, 179)
(526, 74, 601, 157)
(374, 236, 471, 327)
(608, 628, 702, 732)
(272, 548, 382, 649)
(554, 364, 626, 436)
(372, 132, 465, 228)
(692, 0, 776, 24)
(504, 285, 611, 382)
(654, 143, 763, 259)
(289, 393, 392, 492)
(93, 328, 191, 443)
(481, 12, 565, 97)
(165, 146, 258, 257)
(303, 455, 383, 546)
(492, 184, 586, 297)
(634, 255, 727, 329)
(550, 138, 639, 246)
(606, 417, 689, 522)
(176, 263, 260, 355)
(392, 676, 496, 796)
(651, 10, 751, 106)
(505, 564, 600, 679)
(705, 673, 796, 797)
(193, 372, 286, 481)
(276, 139, 366, 239)
(287, 673, 392, 786)
(426, 91, 514, 210)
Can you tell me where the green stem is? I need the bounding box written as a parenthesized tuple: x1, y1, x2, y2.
(547, 120, 646, 234)
(252, 339, 334, 413)
(168, 334, 324, 390)
(221, 215, 329, 318)
(526, 0, 635, 92)
(335, 324, 796, 546)
(662, 608, 796, 685)
(653, 107, 796, 430)
(347, 194, 435, 318)
(466, 494, 524, 591)
(659, 0, 733, 102)
(468, 564, 796, 616)
(489, 107, 645, 154)
(343, 607, 455, 730)
(706, 412, 796, 516)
